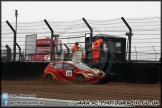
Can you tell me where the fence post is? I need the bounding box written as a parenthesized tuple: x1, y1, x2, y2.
(82, 18, 93, 61)
(44, 19, 54, 61)
(152, 45, 157, 61)
(6, 20, 16, 62)
(64, 44, 70, 58)
(16, 43, 21, 61)
(121, 17, 132, 62)
(134, 46, 137, 61)
(5, 44, 12, 61)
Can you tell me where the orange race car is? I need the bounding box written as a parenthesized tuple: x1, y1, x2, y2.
(43, 61, 106, 84)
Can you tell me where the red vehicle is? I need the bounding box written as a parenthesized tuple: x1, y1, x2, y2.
(43, 61, 106, 83)
(31, 36, 63, 61)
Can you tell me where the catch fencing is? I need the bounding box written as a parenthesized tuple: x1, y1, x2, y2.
(1, 16, 161, 62)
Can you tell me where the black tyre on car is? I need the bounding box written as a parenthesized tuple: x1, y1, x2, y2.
(45, 74, 53, 82)
(76, 74, 85, 82)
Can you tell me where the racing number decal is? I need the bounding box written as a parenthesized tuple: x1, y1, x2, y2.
(66, 70, 72, 76)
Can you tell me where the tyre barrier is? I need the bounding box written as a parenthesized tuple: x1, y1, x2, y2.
(87, 61, 161, 84)
(1, 61, 161, 84)
(1, 61, 50, 80)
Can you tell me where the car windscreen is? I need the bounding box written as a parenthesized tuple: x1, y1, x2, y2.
(74, 63, 93, 70)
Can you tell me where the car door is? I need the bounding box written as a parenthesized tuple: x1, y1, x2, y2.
(51, 63, 63, 80)
(61, 63, 77, 81)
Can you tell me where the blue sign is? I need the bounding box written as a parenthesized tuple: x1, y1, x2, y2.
(2, 100, 8, 106)
(1, 93, 8, 100)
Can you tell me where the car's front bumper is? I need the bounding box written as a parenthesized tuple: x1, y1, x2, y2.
(85, 75, 106, 84)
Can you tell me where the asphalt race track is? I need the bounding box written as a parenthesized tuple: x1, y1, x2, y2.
(1, 80, 161, 107)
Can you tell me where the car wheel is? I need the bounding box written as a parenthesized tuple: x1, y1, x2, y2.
(45, 74, 53, 82)
(76, 74, 85, 82)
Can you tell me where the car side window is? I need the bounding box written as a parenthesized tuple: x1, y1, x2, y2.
(63, 63, 75, 70)
(51, 64, 55, 68)
(51, 63, 63, 69)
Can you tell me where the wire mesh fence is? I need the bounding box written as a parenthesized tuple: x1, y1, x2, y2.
(1, 16, 161, 61)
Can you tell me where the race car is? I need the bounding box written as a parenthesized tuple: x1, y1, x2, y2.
(43, 61, 106, 84)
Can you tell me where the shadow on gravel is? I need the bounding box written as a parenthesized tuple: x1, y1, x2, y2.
(42, 80, 109, 85)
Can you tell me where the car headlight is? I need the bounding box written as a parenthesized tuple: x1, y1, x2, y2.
(87, 73, 95, 76)
(88, 69, 93, 73)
